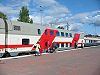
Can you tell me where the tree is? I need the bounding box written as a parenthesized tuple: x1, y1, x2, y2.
(0, 12, 7, 20)
(30, 18, 33, 24)
(17, 6, 33, 24)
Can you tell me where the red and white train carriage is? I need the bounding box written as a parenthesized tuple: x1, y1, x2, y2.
(0, 18, 85, 57)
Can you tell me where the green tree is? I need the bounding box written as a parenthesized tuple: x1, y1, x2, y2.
(30, 18, 33, 24)
(17, 6, 33, 24)
(0, 12, 7, 20)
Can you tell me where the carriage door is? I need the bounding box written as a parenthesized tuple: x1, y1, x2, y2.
(45, 40, 49, 49)
(72, 33, 80, 47)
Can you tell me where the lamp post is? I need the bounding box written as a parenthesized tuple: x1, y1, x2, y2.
(40, 6, 43, 26)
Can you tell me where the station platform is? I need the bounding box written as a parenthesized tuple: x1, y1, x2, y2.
(0, 46, 100, 75)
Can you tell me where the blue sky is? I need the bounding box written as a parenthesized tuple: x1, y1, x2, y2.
(58, 0, 100, 14)
(0, 0, 100, 35)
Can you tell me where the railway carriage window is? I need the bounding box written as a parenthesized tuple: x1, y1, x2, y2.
(50, 30, 54, 36)
(45, 30, 48, 35)
(85, 40, 86, 43)
(56, 43, 59, 48)
(91, 40, 92, 43)
(70, 43, 72, 47)
(61, 32, 64, 37)
(14, 25, 21, 31)
(45, 42, 48, 47)
(69, 33, 72, 37)
(65, 33, 68, 37)
(66, 43, 68, 47)
(53, 43, 59, 48)
(38, 29, 41, 35)
(22, 39, 29, 45)
(61, 43, 64, 47)
(56, 32, 60, 36)
(89, 40, 91, 43)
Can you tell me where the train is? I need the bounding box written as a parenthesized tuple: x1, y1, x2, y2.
(0, 18, 100, 57)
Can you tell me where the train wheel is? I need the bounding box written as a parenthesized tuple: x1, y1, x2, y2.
(2, 51, 11, 58)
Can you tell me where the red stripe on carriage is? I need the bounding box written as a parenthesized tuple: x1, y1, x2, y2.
(53, 42, 71, 44)
(0, 44, 33, 49)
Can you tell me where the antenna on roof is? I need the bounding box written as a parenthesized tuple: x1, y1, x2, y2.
(65, 21, 70, 30)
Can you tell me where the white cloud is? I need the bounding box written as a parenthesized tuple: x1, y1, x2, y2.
(0, 0, 69, 21)
(0, 5, 19, 14)
(29, 15, 53, 24)
(10, 17, 18, 20)
(69, 11, 100, 26)
(0, 0, 31, 19)
(55, 10, 100, 32)
(70, 23, 82, 31)
(47, 6, 68, 17)
(0, 0, 100, 33)
(34, 0, 57, 7)
(8, 0, 31, 7)
(93, 15, 100, 26)
(29, 15, 40, 23)
(33, 0, 69, 17)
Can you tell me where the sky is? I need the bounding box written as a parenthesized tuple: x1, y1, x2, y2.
(0, 0, 100, 35)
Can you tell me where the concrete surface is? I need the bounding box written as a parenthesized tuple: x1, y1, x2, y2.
(0, 46, 100, 75)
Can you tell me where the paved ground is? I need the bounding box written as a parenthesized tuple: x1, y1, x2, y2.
(0, 46, 100, 75)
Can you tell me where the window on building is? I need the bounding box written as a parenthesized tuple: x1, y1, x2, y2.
(61, 43, 64, 47)
(66, 43, 68, 47)
(56, 32, 60, 36)
(69, 33, 72, 37)
(61, 32, 64, 37)
(38, 29, 41, 35)
(14, 25, 21, 31)
(22, 39, 29, 45)
(65, 33, 68, 37)
(50, 30, 54, 36)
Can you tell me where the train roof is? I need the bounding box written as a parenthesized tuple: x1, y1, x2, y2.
(0, 18, 84, 35)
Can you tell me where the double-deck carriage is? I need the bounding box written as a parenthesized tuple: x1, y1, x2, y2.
(84, 37, 100, 47)
(0, 18, 84, 57)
